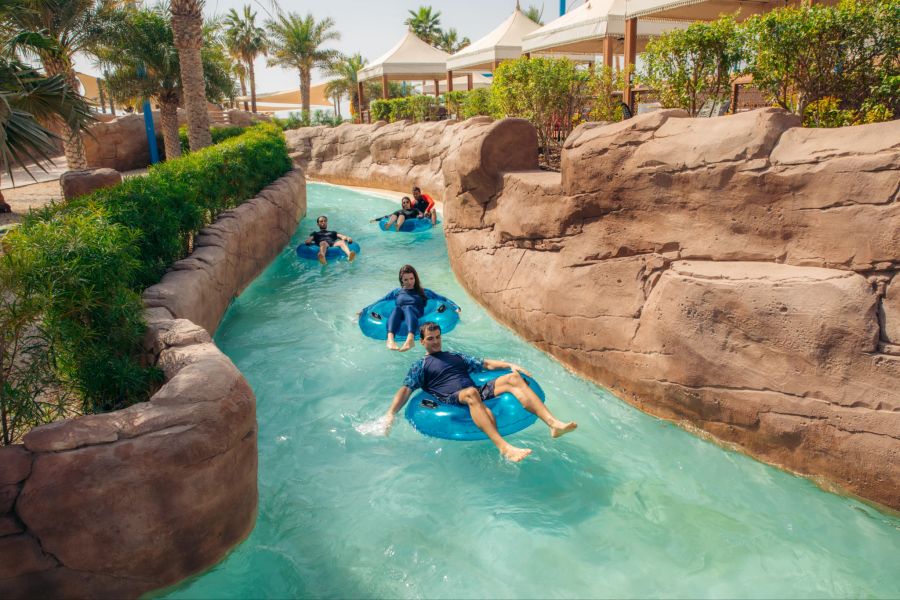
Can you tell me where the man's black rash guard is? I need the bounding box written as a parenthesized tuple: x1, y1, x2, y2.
(310, 230, 339, 245)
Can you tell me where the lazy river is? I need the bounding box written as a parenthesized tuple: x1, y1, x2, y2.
(163, 183, 900, 599)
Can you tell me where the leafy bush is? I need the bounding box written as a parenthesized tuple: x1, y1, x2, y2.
(492, 57, 591, 164)
(179, 125, 246, 154)
(370, 99, 391, 122)
(388, 97, 413, 122)
(443, 90, 467, 119)
(639, 16, 745, 116)
(0, 123, 291, 426)
(409, 95, 437, 122)
(462, 88, 495, 119)
(272, 111, 310, 130)
(803, 96, 894, 127)
(746, 0, 898, 118)
(589, 66, 628, 123)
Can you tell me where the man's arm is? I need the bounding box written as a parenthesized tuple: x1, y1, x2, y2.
(384, 386, 413, 435)
(483, 359, 532, 378)
(303, 234, 314, 244)
(337, 232, 353, 243)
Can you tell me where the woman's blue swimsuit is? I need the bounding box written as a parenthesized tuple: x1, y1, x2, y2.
(373, 287, 455, 336)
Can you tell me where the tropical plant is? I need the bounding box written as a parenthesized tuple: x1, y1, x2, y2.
(524, 4, 544, 25)
(492, 56, 592, 164)
(324, 53, 367, 119)
(639, 16, 745, 116)
(0, 50, 92, 213)
(96, 5, 235, 160)
(3, 0, 117, 169)
(223, 5, 267, 113)
(745, 0, 898, 118)
(436, 28, 470, 54)
(232, 60, 249, 111)
(589, 65, 628, 122)
(170, 0, 212, 150)
(443, 90, 467, 119)
(405, 6, 442, 45)
(267, 12, 341, 115)
(462, 87, 494, 119)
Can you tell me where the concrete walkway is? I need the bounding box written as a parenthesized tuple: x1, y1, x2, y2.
(1, 157, 68, 190)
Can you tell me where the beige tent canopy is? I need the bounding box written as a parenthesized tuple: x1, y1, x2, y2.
(357, 30, 451, 100)
(625, 0, 837, 21)
(76, 72, 101, 104)
(522, 0, 687, 63)
(446, 5, 540, 73)
(237, 81, 332, 111)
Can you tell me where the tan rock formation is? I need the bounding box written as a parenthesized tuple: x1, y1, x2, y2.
(0, 170, 307, 598)
(59, 168, 122, 200)
(286, 111, 900, 510)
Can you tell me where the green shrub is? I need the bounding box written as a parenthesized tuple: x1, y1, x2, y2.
(1, 123, 291, 423)
(803, 96, 894, 127)
(443, 90, 467, 119)
(409, 95, 437, 121)
(461, 88, 495, 119)
(370, 99, 391, 122)
(272, 111, 310, 130)
(388, 97, 413, 122)
(178, 125, 245, 154)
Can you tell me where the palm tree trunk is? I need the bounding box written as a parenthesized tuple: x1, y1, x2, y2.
(248, 60, 257, 113)
(43, 59, 88, 170)
(0, 186, 10, 214)
(159, 99, 182, 160)
(239, 74, 249, 111)
(171, 0, 212, 150)
(301, 69, 312, 115)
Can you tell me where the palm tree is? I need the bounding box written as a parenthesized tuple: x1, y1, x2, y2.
(222, 5, 266, 113)
(267, 12, 340, 115)
(324, 53, 366, 119)
(405, 6, 442, 45)
(524, 4, 544, 25)
(170, 0, 211, 150)
(4, 0, 116, 170)
(1, 56, 92, 212)
(232, 59, 250, 111)
(436, 29, 470, 54)
(96, 5, 234, 160)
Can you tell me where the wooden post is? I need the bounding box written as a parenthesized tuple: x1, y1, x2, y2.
(447, 70, 454, 92)
(433, 79, 440, 97)
(623, 17, 637, 110)
(357, 80, 365, 123)
(467, 74, 473, 91)
(730, 82, 740, 114)
(603, 36, 614, 69)
(381, 74, 389, 99)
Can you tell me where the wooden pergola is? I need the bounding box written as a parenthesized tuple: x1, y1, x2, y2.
(356, 30, 451, 111)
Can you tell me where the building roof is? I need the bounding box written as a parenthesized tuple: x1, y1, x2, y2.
(624, 0, 838, 21)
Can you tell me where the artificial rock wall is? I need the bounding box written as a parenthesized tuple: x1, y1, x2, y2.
(0, 170, 306, 598)
(287, 112, 900, 510)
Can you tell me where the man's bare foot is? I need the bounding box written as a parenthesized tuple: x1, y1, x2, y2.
(551, 421, 578, 438)
(386, 339, 400, 351)
(500, 445, 532, 462)
(317, 253, 326, 265)
(348, 250, 357, 262)
(398, 338, 414, 352)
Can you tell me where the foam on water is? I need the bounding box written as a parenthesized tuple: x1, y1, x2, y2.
(162, 183, 900, 599)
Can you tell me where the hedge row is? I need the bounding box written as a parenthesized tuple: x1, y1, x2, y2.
(2, 123, 292, 416)
(178, 125, 246, 154)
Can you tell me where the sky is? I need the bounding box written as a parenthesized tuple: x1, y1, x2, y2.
(75, 0, 586, 95)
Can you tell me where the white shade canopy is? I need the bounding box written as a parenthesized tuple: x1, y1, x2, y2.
(522, 0, 688, 57)
(421, 73, 493, 95)
(357, 30, 450, 82)
(624, 0, 836, 21)
(446, 6, 541, 72)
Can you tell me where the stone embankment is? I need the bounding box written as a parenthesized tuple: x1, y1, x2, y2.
(0, 170, 306, 598)
(287, 112, 900, 510)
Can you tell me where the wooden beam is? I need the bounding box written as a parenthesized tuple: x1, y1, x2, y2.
(357, 81, 365, 123)
(433, 79, 440, 97)
(623, 17, 637, 110)
(381, 74, 389, 99)
(447, 70, 454, 92)
(603, 36, 614, 69)
(467, 74, 473, 91)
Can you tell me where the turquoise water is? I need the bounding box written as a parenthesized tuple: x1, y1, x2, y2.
(164, 183, 900, 599)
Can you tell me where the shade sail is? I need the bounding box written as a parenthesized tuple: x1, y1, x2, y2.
(237, 82, 332, 107)
(522, 0, 687, 56)
(624, 0, 838, 21)
(357, 30, 450, 82)
(447, 6, 541, 72)
(76, 71, 101, 104)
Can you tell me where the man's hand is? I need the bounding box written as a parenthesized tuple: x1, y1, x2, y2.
(506, 363, 532, 378)
(383, 412, 396, 436)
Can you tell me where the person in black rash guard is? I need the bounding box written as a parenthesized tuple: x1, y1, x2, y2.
(370, 196, 422, 231)
(383, 321, 578, 462)
(303, 215, 356, 265)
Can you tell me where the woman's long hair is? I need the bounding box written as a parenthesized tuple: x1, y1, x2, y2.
(399, 264, 426, 299)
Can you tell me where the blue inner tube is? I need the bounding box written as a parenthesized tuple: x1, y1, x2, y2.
(358, 297, 460, 340)
(296, 241, 361, 261)
(378, 217, 434, 232)
(405, 370, 544, 441)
